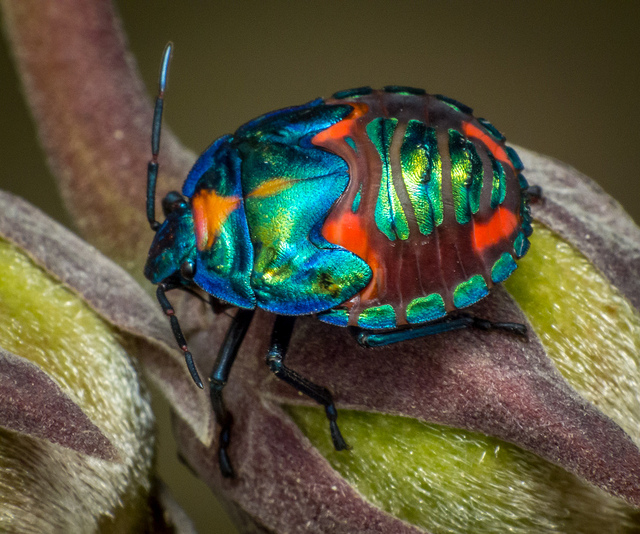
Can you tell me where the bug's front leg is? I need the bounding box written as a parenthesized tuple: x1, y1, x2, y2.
(156, 282, 204, 388)
(266, 315, 349, 451)
(210, 308, 255, 478)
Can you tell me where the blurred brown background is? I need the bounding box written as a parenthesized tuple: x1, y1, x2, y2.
(1, 2, 639, 533)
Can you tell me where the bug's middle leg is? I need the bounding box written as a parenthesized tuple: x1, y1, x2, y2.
(266, 315, 349, 451)
(209, 308, 255, 478)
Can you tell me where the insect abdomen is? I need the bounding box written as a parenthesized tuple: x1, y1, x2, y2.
(314, 88, 530, 329)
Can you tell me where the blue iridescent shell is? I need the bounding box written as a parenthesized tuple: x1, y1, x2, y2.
(145, 88, 531, 329)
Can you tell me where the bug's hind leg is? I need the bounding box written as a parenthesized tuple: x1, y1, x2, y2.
(210, 308, 255, 478)
(353, 313, 527, 348)
(266, 315, 349, 451)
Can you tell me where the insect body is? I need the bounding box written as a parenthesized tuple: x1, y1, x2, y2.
(145, 45, 535, 478)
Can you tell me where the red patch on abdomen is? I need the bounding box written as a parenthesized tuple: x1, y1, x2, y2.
(472, 206, 519, 253)
(322, 211, 367, 258)
(321, 211, 384, 301)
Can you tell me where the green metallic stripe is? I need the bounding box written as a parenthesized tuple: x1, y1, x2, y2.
(453, 274, 489, 309)
(477, 118, 506, 141)
(352, 185, 362, 213)
(434, 94, 473, 115)
(491, 252, 518, 283)
(332, 87, 373, 99)
(518, 173, 529, 191)
(406, 293, 447, 324)
(383, 85, 426, 96)
(487, 152, 507, 209)
(514, 231, 530, 258)
(427, 128, 444, 227)
(505, 146, 524, 171)
(400, 121, 434, 235)
(317, 308, 350, 326)
(449, 130, 484, 224)
(345, 136, 357, 152)
(521, 201, 533, 237)
(367, 118, 410, 241)
(518, 173, 533, 237)
(358, 304, 397, 329)
(466, 141, 483, 215)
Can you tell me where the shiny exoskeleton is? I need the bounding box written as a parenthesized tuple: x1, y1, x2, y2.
(145, 45, 536, 478)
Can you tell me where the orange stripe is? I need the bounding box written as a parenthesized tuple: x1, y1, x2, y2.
(472, 206, 518, 253)
(312, 102, 369, 145)
(462, 122, 512, 169)
(191, 190, 241, 250)
(247, 177, 292, 198)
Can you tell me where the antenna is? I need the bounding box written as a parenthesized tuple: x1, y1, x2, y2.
(146, 43, 173, 231)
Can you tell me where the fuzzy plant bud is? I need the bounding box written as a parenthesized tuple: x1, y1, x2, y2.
(0, 192, 196, 534)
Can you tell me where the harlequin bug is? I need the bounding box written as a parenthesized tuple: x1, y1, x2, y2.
(145, 44, 539, 478)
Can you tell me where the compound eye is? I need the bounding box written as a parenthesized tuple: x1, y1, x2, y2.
(162, 191, 188, 215)
(180, 260, 195, 280)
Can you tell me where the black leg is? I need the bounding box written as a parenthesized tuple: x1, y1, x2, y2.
(210, 308, 255, 478)
(156, 282, 204, 388)
(352, 312, 527, 348)
(266, 315, 349, 451)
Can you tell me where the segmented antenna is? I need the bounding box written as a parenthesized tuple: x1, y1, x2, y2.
(146, 42, 173, 231)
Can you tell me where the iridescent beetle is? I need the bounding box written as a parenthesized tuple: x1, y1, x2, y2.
(145, 44, 538, 478)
